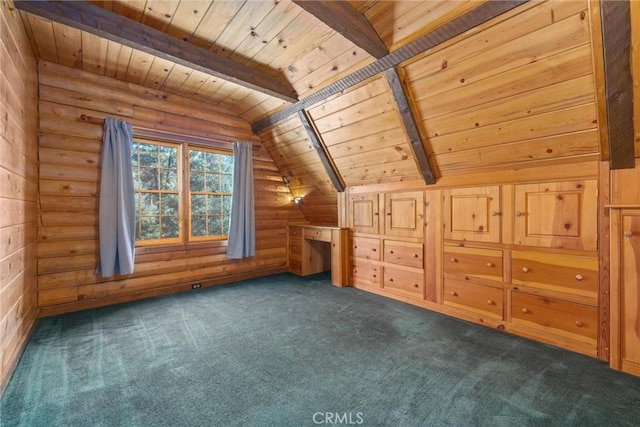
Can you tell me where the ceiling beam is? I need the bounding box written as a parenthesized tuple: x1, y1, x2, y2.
(14, 0, 298, 103)
(384, 68, 436, 185)
(298, 110, 345, 193)
(600, 0, 635, 169)
(253, 0, 527, 133)
(292, 0, 387, 59)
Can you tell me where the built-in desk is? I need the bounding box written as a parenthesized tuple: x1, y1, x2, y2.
(287, 224, 349, 287)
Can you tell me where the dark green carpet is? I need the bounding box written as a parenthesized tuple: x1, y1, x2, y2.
(2, 272, 639, 426)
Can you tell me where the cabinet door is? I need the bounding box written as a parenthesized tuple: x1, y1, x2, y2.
(443, 186, 501, 243)
(384, 191, 424, 239)
(612, 212, 640, 375)
(514, 180, 596, 250)
(349, 193, 379, 234)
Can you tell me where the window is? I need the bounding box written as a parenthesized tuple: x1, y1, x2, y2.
(131, 139, 233, 246)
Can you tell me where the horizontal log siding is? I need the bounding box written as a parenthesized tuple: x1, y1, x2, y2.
(37, 61, 305, 315)
(0, 2, 39, 393)
(258, 114, 338, 225)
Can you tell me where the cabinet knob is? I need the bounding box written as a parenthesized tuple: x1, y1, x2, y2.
(450, 257, 457, 263)
(487, 300, 494, 305)
(575, 274, 584, 281)
(516, 211, 523, 217)
(521, 308, 529, 314)
(450, 291, 457, 296)
(486, 262, 493, 267)
(522, 267, 529, 273)
(624, 231, 634, 238)
(414, 254, 419, 258)
(491, 211, 500, 217)
(390, 250, 394, 254)
(575, 321, 584, 328)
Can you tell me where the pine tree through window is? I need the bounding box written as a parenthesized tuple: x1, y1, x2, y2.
(131, 139, 233, 245)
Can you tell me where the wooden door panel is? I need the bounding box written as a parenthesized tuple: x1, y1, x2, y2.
(514, 180, 596, 250)
(384, 191, 424, 238)
(349, 193, 379, 234)
(444, 186, 500, 243)
(621, 214, 640, 371)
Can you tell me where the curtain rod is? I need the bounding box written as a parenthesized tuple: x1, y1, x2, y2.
(77, 114, 261, 150)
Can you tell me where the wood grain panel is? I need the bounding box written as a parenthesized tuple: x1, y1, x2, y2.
(0, 0, 39, 395)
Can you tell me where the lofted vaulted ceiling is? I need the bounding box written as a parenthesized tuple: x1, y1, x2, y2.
(14, 0, 635, 224)
(17, 0, 487, 123)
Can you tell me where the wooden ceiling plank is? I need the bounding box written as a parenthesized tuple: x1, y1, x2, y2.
(298, 110, 345, 192)
(14, 0, 298, 103)
(384, 67, 435, 185)
(600, 0, 635, 168)
(252, 0, 527, 132)
(292, 0, 387, 59)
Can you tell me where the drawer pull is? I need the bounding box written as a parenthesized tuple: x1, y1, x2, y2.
(575, 321, 584, 328)
(516, 211, 523, 217)
(450, 291, 457, 296)
(491, 211, 500, 217)
(522, 267, 529, 273)
(521, 308, 529, 314)
(624, 231, 634, 238)
(486, 262, 493, 267)
(487, 299, 494, 305)
(450, 257, 457, 263)
(575, 274, 584, 281)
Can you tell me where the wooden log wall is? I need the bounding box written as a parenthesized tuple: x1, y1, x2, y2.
(0, 1, 39, 393)
(37, 61, 305, 316)
(257, 114, 339, 225)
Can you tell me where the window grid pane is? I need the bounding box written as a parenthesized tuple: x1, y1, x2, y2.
(189, 148, 233, 239)
(132, 141, 180, 242)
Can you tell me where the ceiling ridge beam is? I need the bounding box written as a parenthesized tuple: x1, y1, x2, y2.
(14, 0, 298, 103)
(252, 0, 527, 133)
(600, 0, 635, 169)
(384, 68, 436, 185)
(298, 110, 345, 192)
(292, 0, 388, 59)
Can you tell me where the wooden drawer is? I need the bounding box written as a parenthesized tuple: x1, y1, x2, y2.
(289, 226, 303, 240)
(383, 240, 423, 268)
(352, 236, 380, 261)
(288, 241, 302, 258)
(288, 258, 302, 275)
(351, 259, 380, 288)
(305, 227, 332, 242)
(382, 266, 424, 298)
(511, 252, 598, 300)
(511, 291, 597, 342)
(444, 246, 503, 283)
(443, 278, 504, 319)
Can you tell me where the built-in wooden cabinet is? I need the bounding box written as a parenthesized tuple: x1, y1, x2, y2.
(349, 190, 425, 300)
(610, 208, 640, 376)
(349, 193, 379, 234)
(513, 180, 597, 250)
(384, 191, 424, 238)
(346, 178, 602, 359)
(443, 186, 501, 243)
